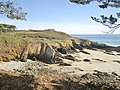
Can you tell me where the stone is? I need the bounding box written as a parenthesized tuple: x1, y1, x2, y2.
(92, 58, 106, 62)
(59, 62, 72, 66)
(64, 55, 76, 61)
(57, 48, 68, 54)
(80, 50, 90, 55)
(83, 59, 90, 62)
(40, 44, 56, 63)
(113, 60, 120, 64)
(71, 39, 83, 50)
(53, 52, 63, 63)
(20, 48, 29, 62)
(104, 52, 115, 55)
(81, 73, 98, 80)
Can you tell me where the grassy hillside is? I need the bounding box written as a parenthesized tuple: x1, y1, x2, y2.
(0, 30, 75, 61)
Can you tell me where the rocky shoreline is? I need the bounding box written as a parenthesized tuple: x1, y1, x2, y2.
(0, 30, 120, 90)
(0, 42, 120, 89)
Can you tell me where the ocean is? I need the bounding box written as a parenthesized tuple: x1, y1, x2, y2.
(71, 34, 120, 46)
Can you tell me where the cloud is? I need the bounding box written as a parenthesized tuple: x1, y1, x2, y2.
(0, 19, 119, 34)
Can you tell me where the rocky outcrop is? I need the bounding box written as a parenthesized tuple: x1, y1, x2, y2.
(78, 40, 120, 53)
(57, 47, 77, 54)
(38, 44, 60, 63)
(20, 43, 63, 64)
(71, 39, 83, 50)
(57, 48, 68, 54)
(64, 55, 77, 61)
(19, 39, 86, 63)
(89, 42, 120, 53)
(0, 70, 120, 90)
(61, 72, 120, 90)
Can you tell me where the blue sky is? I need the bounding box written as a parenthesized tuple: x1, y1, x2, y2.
(0, 0, 120, 34)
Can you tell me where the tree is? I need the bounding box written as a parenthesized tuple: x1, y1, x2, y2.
(70, 0, 120, 34)
(0, 0, 27, 20)
(0, 23, 16, 32)
(7, 24, 16, 31)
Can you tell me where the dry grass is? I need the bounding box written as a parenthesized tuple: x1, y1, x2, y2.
(15, 29, 71, 40)
(0, 30, 88, 61)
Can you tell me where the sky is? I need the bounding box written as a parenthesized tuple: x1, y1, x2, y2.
(0, 0, 120, 34)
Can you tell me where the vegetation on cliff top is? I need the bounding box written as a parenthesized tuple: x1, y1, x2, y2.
(0, 29, 89, 62)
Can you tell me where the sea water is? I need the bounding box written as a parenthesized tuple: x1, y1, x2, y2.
(71, 34, 120, 46)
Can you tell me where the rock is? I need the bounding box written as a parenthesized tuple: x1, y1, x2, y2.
(57, 47, 77, 54)
(112, 72, 120, 78)
(93, 71, 116, 80)
(64, 55, 76, 61)
(41, 44, 64, 64)
(113, 60, 120, 64)
(79, 41, 92, 49)
(94, 70, 101, 73)
(81, 73, 98, 80)
(44, 44, 56, 63)
(79, 72, 120, 90)
(71, 39, 83, 50)
(20, 48, 28, 62)
(116, 54, 120, 56)
(57, 48, 68, 54)
(59, 62, 72, 66)
(38, 44, 56, 63)
(19, 43, 64, 64)
(69, 47, 78, 53)
(53, 52, 63, 63)
(92, 58, 106, 62)
(55, 51, 64, 59)
(89, 42, 120, 53)
(36, 43, 47, 59)
(104, 52, 115, 55)
(28, 55, 37, 61)
(83, 59, 90, 62)
(20, 43, 43, 62)
(80, 50, 90, 55)
(90, 42, 110, 49)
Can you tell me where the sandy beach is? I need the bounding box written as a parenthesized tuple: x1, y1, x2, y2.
(46, 48, 120, 76)
(0, 48, 120, 76)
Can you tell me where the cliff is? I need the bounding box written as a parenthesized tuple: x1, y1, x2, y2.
(1, 29, 120, 63)
(0, 29, 90, 63)
(0, 29, 120, 90)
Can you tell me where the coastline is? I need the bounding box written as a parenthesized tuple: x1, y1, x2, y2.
(71, 34, 120, 46)
(0, 48, 120, 76)
(0, 30, 120, 90)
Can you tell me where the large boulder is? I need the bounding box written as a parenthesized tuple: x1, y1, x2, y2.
(39, 44, 56, 63)
(20, 43, 63, 64)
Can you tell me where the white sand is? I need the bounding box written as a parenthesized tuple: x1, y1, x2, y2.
(0, 49, 120, 76)
(48, 49, 120, 75)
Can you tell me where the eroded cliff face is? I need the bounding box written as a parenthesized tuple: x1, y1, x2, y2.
(19, 39, 84, 63)
(0, 41, 19, 62)
(0, 29, 88, 63)
(1, 31, 119, 63)
(0, 36, 86, 63)
(20, 43, 57, 63)
(0, 47, 18, 62)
